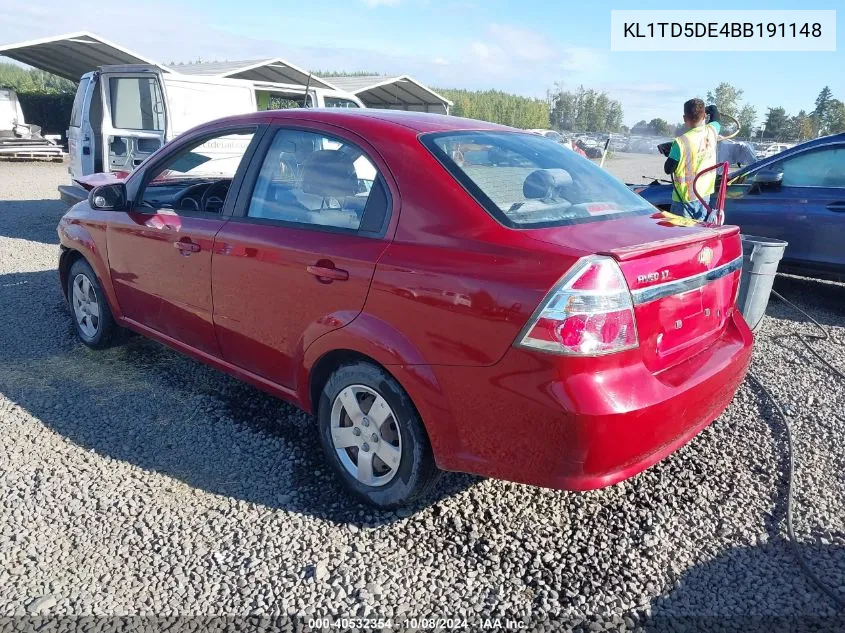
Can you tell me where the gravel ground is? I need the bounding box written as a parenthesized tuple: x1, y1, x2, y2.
(0, 160, 843, 631)
(598, 152, 667, 185)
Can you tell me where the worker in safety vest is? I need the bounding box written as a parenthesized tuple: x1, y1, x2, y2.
(660, 99, 720, 221)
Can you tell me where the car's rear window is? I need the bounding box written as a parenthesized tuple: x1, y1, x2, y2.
(421, 131, 652, 228)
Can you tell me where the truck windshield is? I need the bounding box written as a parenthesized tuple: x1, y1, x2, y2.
(422, 131, 652, 228)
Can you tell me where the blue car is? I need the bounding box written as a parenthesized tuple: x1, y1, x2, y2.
(634, 133, 845, 282)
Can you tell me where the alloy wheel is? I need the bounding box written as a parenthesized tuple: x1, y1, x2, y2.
(330, 384, 402, 487)
(72, 273, 100, 339)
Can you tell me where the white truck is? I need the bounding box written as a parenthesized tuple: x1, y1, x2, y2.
(61, 64, 363, 203)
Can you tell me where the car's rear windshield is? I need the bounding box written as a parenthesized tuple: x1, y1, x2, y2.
(421, 131, 653, 228)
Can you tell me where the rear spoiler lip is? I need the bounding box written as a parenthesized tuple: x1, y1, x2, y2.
(599, 224, 740, 261)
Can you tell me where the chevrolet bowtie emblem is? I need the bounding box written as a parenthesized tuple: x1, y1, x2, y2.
(698, 246, 714, 267)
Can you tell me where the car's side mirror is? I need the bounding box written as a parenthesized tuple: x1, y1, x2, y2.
(89, 183, 127, 210)
(749, 168, 783, 194)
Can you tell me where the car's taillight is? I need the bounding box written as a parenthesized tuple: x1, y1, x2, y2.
(516, 256, 639, 356)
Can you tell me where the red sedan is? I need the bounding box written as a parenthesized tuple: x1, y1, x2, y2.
(58, 109, 752, 507)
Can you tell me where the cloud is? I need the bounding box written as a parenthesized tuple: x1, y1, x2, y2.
(457, 24, 604, 93)
(486, 24, 558, 63)
(559, 48, 604, 73)
(0, 2, 604, 101)
(599, 81, 691, 125)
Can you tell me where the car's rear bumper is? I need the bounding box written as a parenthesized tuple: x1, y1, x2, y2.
(58, 184, 87, 207)
(431, 309, 753, 490)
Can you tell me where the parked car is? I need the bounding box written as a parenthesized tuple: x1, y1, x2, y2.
(757, 142, 794, 159)
(58, 110, 752, 507)
(634, 133, 845, 281)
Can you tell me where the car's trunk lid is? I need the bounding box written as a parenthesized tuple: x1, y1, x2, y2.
(526, 212, 744, 372)
(73, 171, 130, 191)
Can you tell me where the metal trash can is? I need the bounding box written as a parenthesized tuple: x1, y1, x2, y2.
(736, 234, 788, 332)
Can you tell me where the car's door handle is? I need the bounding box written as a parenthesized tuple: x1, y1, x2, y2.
(826, 202, 845, 212)
(174, 239, 201, 253)
(306, 264, 349, 281)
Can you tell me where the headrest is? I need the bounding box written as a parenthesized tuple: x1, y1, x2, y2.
(523, 168, 573, 200)
(301, 150, 358, 197)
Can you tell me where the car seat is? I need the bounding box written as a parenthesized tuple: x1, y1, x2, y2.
(298, 150, 363, 229)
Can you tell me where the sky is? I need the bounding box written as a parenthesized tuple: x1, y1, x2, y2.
(0, 0, 841, 126)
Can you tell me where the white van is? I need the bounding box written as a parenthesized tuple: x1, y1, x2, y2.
(66, 65, 364, 184)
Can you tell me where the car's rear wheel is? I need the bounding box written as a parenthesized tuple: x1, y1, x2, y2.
(317, 362, 440, 508)
(67, 258, 119, 349)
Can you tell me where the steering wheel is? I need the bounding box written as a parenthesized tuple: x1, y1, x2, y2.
(200, 179, 230, 213)
(173, 183, 208, 212)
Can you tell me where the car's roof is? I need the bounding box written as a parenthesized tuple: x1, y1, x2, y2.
(272, 108, 515, 133)
(207, 108, 515, 135)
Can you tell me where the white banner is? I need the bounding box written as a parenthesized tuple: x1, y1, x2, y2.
(611, 10, 836, 52)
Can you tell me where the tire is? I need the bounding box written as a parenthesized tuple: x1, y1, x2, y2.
(67, 258, 120, 349)
(317, 362, 440, 508)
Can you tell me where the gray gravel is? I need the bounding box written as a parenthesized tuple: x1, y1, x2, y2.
(0, 160, 843, 629)
(599, 152, 667, 185)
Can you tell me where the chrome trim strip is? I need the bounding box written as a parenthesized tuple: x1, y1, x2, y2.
(631, 256, 743, 305)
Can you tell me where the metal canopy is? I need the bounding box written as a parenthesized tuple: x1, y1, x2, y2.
(173, 59, 336, 89)
(324, 75, 452, 113)
(0, 31, 168, 81)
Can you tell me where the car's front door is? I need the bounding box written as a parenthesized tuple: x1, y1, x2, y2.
(725, 143, 845, 270)
(107, 126, 260, 356)
(211, 126, 393, 388)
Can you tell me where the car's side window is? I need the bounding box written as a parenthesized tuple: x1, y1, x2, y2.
(137, 128, 256, 214)
(775, 146, 845, 188)
(246, 128, 387, 232)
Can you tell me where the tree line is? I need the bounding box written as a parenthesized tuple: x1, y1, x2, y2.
(435, 88, 549, 130)
(0, 62, 76, 94)
(548, 84, 624, 133)
(631, 82, 845, 142)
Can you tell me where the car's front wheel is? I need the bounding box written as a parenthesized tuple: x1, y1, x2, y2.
(67, 258, 120, 349)
(317, 362, 440, 508)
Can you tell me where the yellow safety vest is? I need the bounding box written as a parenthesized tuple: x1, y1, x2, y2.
(672, 123, 718, 203)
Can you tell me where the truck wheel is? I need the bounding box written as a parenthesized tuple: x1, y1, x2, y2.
(317, 362, 440, 509)
(67, 258, 120, 349)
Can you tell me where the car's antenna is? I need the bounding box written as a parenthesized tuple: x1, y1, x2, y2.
(302, 73, 313, 108)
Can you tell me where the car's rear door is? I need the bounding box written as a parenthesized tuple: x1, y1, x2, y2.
(107, 125, 262, 356)
(725, 143, 845, 271)
(99, 69, 168, 173)
(211, 124, 394, 388)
